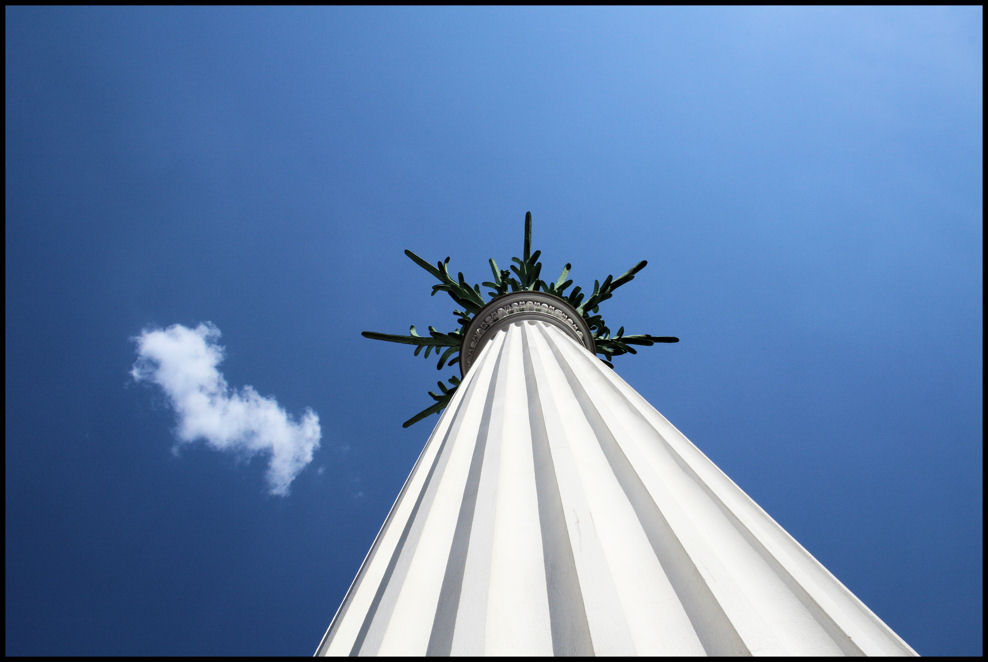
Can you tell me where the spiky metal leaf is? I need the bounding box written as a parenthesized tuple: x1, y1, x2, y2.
(360, 326, 462, 365)
(405, 250, 485, 313)
(401, 375, 461, 428)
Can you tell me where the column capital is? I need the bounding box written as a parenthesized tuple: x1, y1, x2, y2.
(460, 291, 595, 375)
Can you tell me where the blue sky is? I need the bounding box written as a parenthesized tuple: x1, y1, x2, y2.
(5, 6, 981, 656)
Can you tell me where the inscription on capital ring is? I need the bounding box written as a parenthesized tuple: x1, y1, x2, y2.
(459, 291, 595, 375)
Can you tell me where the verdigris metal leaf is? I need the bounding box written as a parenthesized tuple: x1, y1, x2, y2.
(363, 212, 678, 427)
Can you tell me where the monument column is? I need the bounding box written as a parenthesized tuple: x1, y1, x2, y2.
(315, 214, 916, 656)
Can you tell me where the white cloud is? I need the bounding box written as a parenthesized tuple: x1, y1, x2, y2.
(131, 322, 321, 496)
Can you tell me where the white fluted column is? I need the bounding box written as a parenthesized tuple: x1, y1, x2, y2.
(316, 320, 916, 656)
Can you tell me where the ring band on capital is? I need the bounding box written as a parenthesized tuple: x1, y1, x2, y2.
(459, 291, 596, 376)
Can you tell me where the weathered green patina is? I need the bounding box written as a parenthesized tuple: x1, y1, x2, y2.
(363, 211, 678, 427)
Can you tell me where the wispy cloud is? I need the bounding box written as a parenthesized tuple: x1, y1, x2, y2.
(131, 322, 321, 496)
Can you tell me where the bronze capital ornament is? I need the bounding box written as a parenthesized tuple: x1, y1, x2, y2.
(362, 212, 678, 428)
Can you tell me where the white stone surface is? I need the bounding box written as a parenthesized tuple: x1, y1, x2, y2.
(316, 320, 916, 656)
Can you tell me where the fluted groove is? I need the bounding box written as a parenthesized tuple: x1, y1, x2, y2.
(534, 321, 750, 655)
(316, 330, 505, 656)
(322, 376, 461, 656)
(446, 332, 506, 656)
(426, 332, 506, 655)
(370, 330, 509, 655)
(521, 326, 595, 656)
(546, 325, 839, 654)
(484, 324, 553, 654)
(547, 323, 906, 655)
(316, 320, 916, 657)
(523, 322, 638, 655)
(349, 351, 476, 653)
(527, 321, 704, 654)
